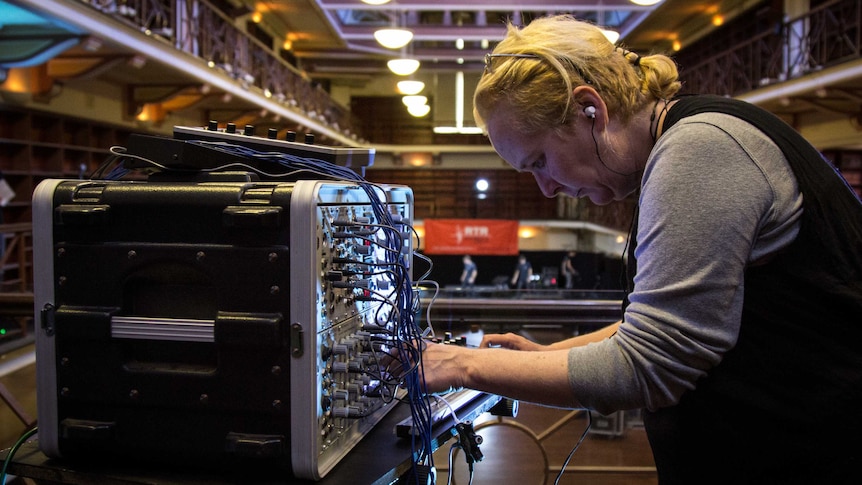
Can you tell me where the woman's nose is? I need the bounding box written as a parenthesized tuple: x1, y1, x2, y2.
(533, 172, 559, 198)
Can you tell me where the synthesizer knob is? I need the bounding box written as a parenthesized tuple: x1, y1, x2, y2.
(243, 124, 255, 136)
(267, 128, 278, 139)
(332, 406, 359, 418)
(353, 245, 372, 256)
(285, 131, 296, 142)
(305, 133, 315, 144)
(207, 120, 218, 131)
(225, 122, 236, 134)
(489, 398, 520, 417)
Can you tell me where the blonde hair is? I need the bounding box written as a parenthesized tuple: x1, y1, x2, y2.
(474, 15, 681, 135)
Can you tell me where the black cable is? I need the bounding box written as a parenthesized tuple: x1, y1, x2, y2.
(554, 411, 592, 485)
(619, 203, 640, 297)
(590, 119, 640, 177)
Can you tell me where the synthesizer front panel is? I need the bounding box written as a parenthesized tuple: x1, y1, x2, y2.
(290, 181, 414, 479)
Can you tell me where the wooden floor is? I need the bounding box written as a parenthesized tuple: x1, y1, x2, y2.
(432, 326, 657, 485)
(433, 404, 656, 485)
(1, 340, 37, 455)
(1, 329, 656, 485)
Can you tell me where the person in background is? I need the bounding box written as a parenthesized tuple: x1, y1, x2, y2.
(417, 14, 862, 484)
(510, 253, 532, 289)
(459, 254, 477, 288)
(560, 250, 579, 289)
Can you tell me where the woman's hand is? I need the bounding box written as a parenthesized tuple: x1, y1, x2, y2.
(419, 342, 470, 394)
(418, 339, 579, 408)
(480, 332, 546, 351)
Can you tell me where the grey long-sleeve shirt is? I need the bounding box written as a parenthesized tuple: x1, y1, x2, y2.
(568, 112, 804, 414)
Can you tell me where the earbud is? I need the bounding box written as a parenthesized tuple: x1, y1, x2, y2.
(586, 105, 640, 177)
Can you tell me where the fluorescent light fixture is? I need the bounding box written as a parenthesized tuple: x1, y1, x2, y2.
(387, 58, 420, 75)
(432, 70, 485, 135)
(397, 80, 425, 95)
(455, 71, 464, 129)
(432, 126, 484, 135)
(630, 0, 662, 5)
(361, 0, 391, 4)
(374, 28, 413, 49)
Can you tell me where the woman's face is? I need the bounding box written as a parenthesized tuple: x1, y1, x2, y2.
(484, 104, 638, 206)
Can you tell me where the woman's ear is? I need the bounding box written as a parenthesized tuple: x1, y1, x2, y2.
(573, 86, 607, 128)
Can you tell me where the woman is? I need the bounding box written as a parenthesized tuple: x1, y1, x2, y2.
(418, 14, 862, 483)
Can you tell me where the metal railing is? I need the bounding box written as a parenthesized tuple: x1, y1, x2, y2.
(421, 288, 624, 332)
(0, 223, 32, 294)
(680, 0, 861, 96)
(80, 0, 363, 142)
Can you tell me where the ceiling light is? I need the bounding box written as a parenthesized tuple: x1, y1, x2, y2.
(407, 103, 430, 117)
(397, 80, 425, 95)
(128, 54, 147, 69)
(374, 28, 413, 49)
(83, 37, 103, 52)
(402, 152, 433, 166)
(402, 95, 427, 107)
(630, 0, 662, 5)
(361, 0, 391, 4)
(388, 58, 420, 76)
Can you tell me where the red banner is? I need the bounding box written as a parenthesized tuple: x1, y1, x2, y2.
(423, 219, 519, 255)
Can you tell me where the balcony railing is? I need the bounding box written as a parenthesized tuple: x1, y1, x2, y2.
(80, 0, 363, 142)
(680, 0, 861, 96)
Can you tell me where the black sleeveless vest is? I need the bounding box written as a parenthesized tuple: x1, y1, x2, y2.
(627, 96, 862, 484)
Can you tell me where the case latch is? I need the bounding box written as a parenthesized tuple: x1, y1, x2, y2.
(225, 432, 284, 458)
(40, 303, 56, 337)
(290, 323, 303, 357)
